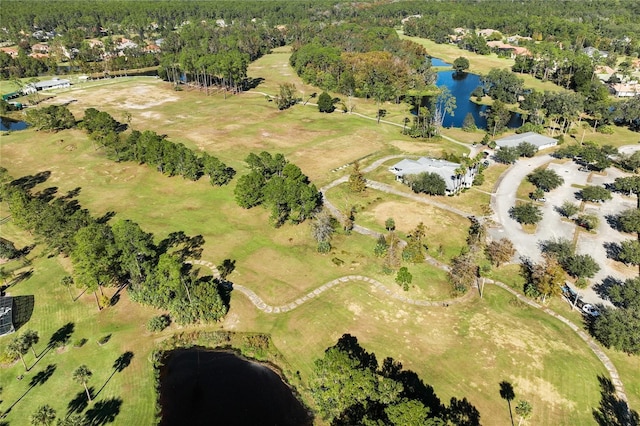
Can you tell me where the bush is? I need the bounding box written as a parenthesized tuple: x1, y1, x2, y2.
(147, 315, 171, 332)
(597, 125, 615, 134)
(576, 214, 599, 231)
(73, 338, 87, 348)
(317, 241, 331, 253)
(97, 334, 112, 345)
(515, 123, 544, 134)
(575, 277, 589, 289)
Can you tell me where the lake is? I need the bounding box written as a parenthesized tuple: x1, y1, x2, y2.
(158, 348, 312, 426)
(0, 118, 28, 131)
(435, 69, 521, 129)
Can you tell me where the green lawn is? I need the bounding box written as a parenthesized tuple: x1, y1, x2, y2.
(1, 47, 637, 425)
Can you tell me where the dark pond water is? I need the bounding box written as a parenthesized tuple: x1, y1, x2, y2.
(159, 349, 312, 426)
(429, 57, 451, 67)
(434, 69, 521, 130)
(0, 118, 28, 131)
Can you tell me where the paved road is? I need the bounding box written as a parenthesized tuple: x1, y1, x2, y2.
(491, 146, 640, 305)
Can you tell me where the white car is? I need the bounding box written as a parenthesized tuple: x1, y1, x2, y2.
(582, 304, 600, 317)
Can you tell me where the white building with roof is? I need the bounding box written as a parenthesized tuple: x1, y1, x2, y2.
(389, 157, 476, 195)
(495, 132, 558, 150)
(22, 78, 71, 94)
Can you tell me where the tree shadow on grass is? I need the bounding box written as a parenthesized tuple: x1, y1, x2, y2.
(593, 375, 640, 426)
(95, 352, 134, 399)
(9, 171, 51, 191)
(85, 397, 122, 425)
(67, 387, 94, 417)
(2, 364, 56, 415)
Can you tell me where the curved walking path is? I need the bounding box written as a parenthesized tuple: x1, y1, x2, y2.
(187, 260, 627, 403)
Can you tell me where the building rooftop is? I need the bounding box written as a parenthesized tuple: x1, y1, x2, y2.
(495, 132, 558, 148)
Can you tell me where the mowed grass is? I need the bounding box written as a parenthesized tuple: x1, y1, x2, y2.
(236, 280, 608, 426)
(1, 46, 636, 424)
(0, 224, 158, 425)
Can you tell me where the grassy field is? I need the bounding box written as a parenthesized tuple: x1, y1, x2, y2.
(1, 46, 637, 425)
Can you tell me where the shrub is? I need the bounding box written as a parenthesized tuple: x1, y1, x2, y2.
(147, 315, 171, 332)
(576, 214, 599, 231)
(97, 334, 112, 345)
(596, 125, 615, 134)
(73, 338, 87, 348)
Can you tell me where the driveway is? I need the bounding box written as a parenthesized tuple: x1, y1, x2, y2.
(491, 145, 640, 305)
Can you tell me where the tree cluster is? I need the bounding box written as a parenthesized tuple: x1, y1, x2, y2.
(289, 23, 434, 102)
(591, 277, 640, 355)
(1, 170, 228, 324)
(553, 142, 617, 171)
(80, 109, 235, 185)
(539, 238, 601, 279)
(527, 168, 564, 192)
(234, 151, 322, 227)
(311, 334, 480, 425)
(25, 105, 76, 132)
(406, 172, 446, 196)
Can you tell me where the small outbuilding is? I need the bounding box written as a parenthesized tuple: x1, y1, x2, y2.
(22, 78, 72, 94)
(495, 132, 558, 150)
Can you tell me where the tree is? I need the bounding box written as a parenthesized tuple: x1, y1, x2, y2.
(23, 329, 40, 358)
(276, 82, 297, 110)
(403, 222, 428, 263)
(526, 169, 564, 192)
(486, 100, 512, 137)
(579, 185, 612, 203)
(618, 208, 640, 236)
(482, 68, 524, 104)
(613, 176, 640, 208)
(396, 267, 413, 291)
(311, 209, 334, 253)
(609, 277, 640, 311)
(462, 113, 477, 132)
(517, 142, 537, 158)
(509, 203, 542, 225)
(30, 405, 56, 426)
(591, 307, 640, 355)
(448, 252, 478, 295)
(25, 105, 76, 132)
(377, 108, 387, 124)
(407, 172, 446, 196)
(60, 275, 75, 301)
(6, 334, 30, 371)
(317, 91, 334, 113)
(73, 365, 93, 402)
(494, 147, 519, 164)
(385, 218, 396, 231)
(453, 56, 470, 74)
(485, 238, 515, 267)
(515, 400, 532, 426)
(576, 214, 599, 231)
(234, 171, 266, 208)
(348, 161, 367, 192)
(56, 414, 86, 426)
(558, 201, 579, 218)
(619, 240, 640, 275)
(564, 254, 600, 278)
(385, 400, 431, 426)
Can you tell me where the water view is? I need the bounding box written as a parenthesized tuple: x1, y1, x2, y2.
(434, 69, 521, 130)
(159, 349, 312, 426)
(0, 118, 28, 131)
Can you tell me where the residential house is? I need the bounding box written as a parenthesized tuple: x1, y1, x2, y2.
(487, 41, 530, 58)
(495, 132, 558, 150)
(610, 83, 639, 97)
(477, 28, 499, 38)
(0, 47, 18, 58)
(582, 46, 609, 58)
(389, 157, 476, 195)
(31, 43, 49, 53)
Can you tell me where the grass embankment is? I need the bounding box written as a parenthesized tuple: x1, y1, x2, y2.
(1, 47, 635, 425)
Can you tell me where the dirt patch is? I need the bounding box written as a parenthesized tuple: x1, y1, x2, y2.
(510, 375, 577, 410)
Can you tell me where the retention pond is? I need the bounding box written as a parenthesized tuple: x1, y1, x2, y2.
(159, 348, 312, 426)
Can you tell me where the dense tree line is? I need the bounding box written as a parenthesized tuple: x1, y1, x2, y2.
(311, 334, 480, 425)
(289, 23, 434, 102)
(25, 105, 77, 132)
(0, 51, 49, 79)
(398, 1, 640, 56)
(0, 168, 228, 324)
(234, 151, 322, 227)
(80, 108, 235, 185)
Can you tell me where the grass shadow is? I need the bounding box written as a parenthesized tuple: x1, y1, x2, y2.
(95, 352, 134, 398)
(47, 322, 75, 352)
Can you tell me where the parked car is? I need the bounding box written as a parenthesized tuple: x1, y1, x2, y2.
(582, 304, 600, 317)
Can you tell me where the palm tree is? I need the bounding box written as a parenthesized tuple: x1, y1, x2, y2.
(73, 365, 93, 402)
(515, 400, 533, 426)
(23, 329, 40, 358)
(60, 275, 75, 301)
(7, 334, 30, 371)
(30, 404, 56, 426)
(499, 381, 516, 426)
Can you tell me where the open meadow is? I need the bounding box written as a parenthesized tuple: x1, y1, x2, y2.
(1, 46, 638, 425)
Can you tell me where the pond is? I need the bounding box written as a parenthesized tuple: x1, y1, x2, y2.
(158, 348, 312, 426)
(434, 69, 521, 130)
(0, 118, 28, 131)
(429, 57, 451, 67)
